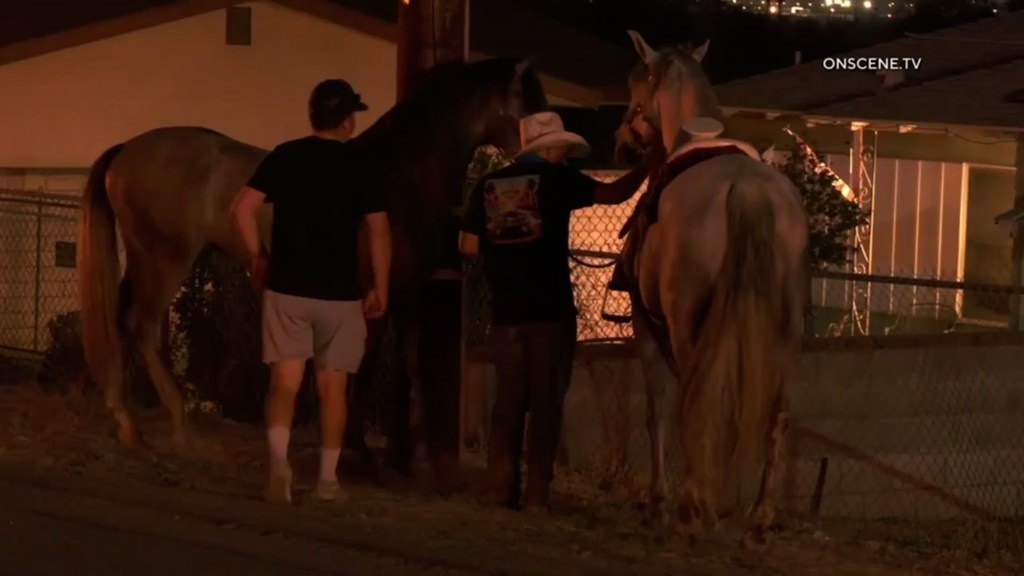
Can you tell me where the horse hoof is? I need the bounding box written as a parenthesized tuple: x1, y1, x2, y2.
(741, 528, 771, 552)
(170, 430, 191, 453)
(116, 425, 145, 448)
(673, 523, 701, 550)
(643, 500, 670, 527)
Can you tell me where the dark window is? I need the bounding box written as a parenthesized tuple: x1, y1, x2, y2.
(225, 6, 252, 46)
(54, 241, 76, 268)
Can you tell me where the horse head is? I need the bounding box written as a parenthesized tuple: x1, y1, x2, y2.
(467, 58, 548, 155)
(365, 57, 546, 163)
(615, 30, 721, 163)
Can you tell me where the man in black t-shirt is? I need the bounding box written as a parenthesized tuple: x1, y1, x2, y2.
(459, 111, 662, 512)
(231, 79, 391, 505)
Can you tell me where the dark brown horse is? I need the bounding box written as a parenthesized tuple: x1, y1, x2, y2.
(78, 58, 547, 478)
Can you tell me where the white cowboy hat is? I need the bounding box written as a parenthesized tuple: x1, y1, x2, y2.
(516, 112, 591, 158)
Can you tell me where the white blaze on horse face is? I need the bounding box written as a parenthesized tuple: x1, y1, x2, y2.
(692, 40, 710, 63)
(508, 59, 531, 118)
(627, 30, 658, 64)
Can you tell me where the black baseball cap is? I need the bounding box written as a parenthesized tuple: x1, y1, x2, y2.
(310, 79, 368, 114)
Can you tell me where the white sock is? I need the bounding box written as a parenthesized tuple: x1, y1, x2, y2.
(267, 426, 291, 470)
(319, 448, 341, 483)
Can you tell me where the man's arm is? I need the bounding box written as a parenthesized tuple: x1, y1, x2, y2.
(230, 186, 266, 266)
(232, 147, 287, 270)
(363, 211, 391, 300)
(591, 146, 665, 205)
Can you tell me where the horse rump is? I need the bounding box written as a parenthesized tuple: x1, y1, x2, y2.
(678, 174, 789, 510)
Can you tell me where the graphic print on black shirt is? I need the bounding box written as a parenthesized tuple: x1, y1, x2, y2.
(460, 158, 599, 326)
(483, 174, 542, 244)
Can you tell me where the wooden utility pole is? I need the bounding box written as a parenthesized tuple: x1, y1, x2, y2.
(396, 0, 468, 101)
(1009, 134, 1024, 330)
(393, 0, 469, 494)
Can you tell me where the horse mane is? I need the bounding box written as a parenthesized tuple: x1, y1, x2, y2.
(353, 57, 545, 156)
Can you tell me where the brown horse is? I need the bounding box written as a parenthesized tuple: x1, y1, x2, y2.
(78, 58, 547, 472)
(616, 32, 808, 549)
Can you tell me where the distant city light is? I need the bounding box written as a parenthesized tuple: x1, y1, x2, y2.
(724, 0, 924, 17)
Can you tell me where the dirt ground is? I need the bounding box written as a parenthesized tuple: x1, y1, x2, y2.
(1, 384, 1020, 575)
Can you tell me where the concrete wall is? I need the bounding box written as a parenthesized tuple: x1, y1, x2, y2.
(0, 1, 589, 171)
(464, 336, 1024, 520)
(0, 2, 397, 169)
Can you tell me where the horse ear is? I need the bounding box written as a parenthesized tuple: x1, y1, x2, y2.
(692, 39, 710, 63)
(514, 59, 530, 78)
(626, 30, 657, 65)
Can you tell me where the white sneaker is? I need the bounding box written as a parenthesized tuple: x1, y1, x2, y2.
(311, 479, 349, 503)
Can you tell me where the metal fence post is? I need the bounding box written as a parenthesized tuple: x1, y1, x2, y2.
(33, 201, 42, 351)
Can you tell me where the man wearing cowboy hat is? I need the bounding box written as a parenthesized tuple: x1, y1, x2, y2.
(459, 111, 662, 512)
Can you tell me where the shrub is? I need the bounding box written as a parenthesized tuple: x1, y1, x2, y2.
(772, 144, 870, 270)
(171, 247, 280, 423)
(37, 311, 85, 392)
(36, 311, 151, 406)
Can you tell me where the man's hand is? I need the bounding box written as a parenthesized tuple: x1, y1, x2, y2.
(249, 253, 269, 294)
(363, 287, 387, 319)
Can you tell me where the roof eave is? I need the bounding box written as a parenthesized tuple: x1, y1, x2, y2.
(0, 0, 235, 67)
(0, 0, 600, 107)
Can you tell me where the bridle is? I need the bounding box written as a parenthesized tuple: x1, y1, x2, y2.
(624, 60, 666, 144)
(625, 50, 705, 151)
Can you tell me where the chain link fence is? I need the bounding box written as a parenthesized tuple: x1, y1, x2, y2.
(4, 179, 1023, 556)
(809, 263, 1020, 337)
(462, 170, 1024, 557)
(0, 189, 80, 355)
(788, 270, 1023, 556)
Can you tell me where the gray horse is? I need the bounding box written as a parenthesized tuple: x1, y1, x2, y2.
(617, 31, 809, 549)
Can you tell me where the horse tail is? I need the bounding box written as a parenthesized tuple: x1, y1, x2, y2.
(680, 175, 786, 508)
(79, 143, 126, 396)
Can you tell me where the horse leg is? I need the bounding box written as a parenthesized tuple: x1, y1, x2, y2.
(102, 276, 142, 446)
(742, 262, 806, 549)
(417, 279, 463, 495)
(669, 294, 707, 547)
(123, 251, 196, 449)
(742, 395, 787, 551)
(634, 315, 674, 525)
(384, 314, 418, 477)
(346, 317, 387, 483)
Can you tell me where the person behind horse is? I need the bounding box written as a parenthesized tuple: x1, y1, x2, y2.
(459, 111, 662, 511)
(231, 79, 391, 504)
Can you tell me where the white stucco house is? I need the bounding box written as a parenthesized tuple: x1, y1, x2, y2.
(0, 0, 625, 191)
(0, 0, 635, 352)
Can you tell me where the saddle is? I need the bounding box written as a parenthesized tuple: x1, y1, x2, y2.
(603, 138, 762, 326)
